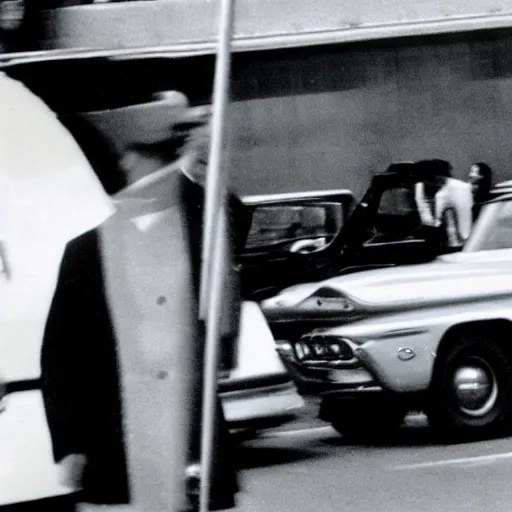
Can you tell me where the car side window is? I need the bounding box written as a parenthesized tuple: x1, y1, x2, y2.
(464, 200, 512, 252)
(243, 203, 343, 254)
(369, 187, 422, 242)
(473, 202, 512, 250)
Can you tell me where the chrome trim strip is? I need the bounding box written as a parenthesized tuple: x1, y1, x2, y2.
(241, 189, 353, 205)
(322, 385, 383, 395)
(370, 328, 429, 340)
(300, 359, 360, 368)
(363, 239, 427, 248)
(220, 381, 296, 399)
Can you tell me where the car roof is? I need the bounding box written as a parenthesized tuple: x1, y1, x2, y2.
(486, 192, 512, 204)
(489, 181, 512, 199)
(493, 180, 512, 189)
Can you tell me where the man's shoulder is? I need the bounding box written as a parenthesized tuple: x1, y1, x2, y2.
(61, 229, 102, 278)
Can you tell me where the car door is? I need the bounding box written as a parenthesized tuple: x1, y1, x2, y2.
(239, 190, 354, 300)
(343, 181, 440, 269)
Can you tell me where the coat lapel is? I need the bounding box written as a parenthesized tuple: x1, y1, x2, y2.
(98, 170, 198, 512)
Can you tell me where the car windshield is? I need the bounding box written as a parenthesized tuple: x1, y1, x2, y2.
(464, 198, 512, 252)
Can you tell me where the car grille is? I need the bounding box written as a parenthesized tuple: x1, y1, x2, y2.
(294, 334, 357, 364)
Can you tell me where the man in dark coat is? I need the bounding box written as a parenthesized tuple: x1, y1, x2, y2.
(40, 92, 245, 511)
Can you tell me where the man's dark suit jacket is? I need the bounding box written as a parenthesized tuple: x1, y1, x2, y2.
(40, 171, 250, 509)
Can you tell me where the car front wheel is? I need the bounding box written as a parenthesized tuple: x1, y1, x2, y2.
(427, 333, 512, 440)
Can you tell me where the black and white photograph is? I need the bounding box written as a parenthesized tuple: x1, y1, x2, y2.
(2, 1, 512, 511)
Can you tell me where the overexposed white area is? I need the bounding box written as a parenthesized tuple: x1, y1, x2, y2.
(0, 391, 72, 505)
(230, 302, 286, 380)
(0, 72, 114, 504)
(223, 302, 304, 424)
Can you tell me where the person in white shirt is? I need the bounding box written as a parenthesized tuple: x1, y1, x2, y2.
(414, 159, 473, 249)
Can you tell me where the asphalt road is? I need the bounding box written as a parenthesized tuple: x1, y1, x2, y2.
(233, 413, 512, 512)
(4, 395, 512, 512)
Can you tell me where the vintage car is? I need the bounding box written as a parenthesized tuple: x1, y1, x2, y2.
(0, 156, 475, 506)
(240, 161, 472, 302)
(489, 180, 512, 199)
(263, 192, 512, 440)
(0, 58, 473, 506)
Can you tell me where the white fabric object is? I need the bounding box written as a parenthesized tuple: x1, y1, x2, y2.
(229, 301, 285, 380)
(0, 72, 115, 381)
(415, 178, 473, 241)
(0, 72, 115, 243)
(435, 178, 473, 241)
(414, 182, 439, 227)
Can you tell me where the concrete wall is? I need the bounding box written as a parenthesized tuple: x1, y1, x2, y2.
(227, 31, 512, 197)
(8, 28, 512, 200)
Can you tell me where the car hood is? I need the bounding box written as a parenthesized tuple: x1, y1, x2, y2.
(262, 249, 512, 318)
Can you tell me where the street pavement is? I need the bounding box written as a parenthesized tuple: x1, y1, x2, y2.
(4, 396, 512, 512)
(232, 410, 512, 512)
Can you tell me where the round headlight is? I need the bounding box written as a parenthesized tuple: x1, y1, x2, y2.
(328, 343, 342, 355)
(313, 344, 327, 357)
(294, 342, 305, 360)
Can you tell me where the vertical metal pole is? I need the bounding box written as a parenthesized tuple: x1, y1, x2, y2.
(199, 0, 235, 316)
(199, 0, 235, 509)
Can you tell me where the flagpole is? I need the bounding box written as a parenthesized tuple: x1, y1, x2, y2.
(198, 0, 235, 508)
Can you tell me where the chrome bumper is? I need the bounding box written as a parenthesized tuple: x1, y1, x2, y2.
(278, 348, 381, 398)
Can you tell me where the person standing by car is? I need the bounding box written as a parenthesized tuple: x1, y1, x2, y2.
(414, 159, 473, 249)
(469, 162, 493, 220)
(40, 91, 242, 512)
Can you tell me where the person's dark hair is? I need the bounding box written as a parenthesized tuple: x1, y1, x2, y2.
(60, 115, 128, 195)
(415, 159, 452, 202)
(429, 159, 452, 178)
(415, 159, 452, 183)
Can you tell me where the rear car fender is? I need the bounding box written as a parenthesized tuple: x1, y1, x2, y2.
(430, 318, 512, 388)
